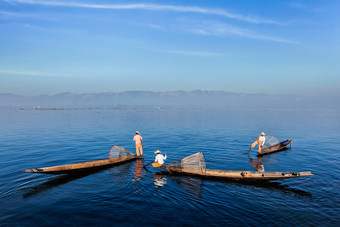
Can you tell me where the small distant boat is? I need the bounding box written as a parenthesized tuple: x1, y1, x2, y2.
(21, 145, 139, 175)
(259, 138, 292, 156)
(162, 152, 313, 181)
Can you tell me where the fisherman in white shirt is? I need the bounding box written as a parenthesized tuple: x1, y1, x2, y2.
(249, 132, 266, 154)
(152, 150, 167, 168)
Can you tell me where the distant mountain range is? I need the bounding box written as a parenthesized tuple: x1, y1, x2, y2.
(0, 90, 337, 108)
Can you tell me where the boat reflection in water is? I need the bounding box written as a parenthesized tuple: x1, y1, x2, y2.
(153, 174, 167, 188)
(169, 175, 203, 198)
(22, 171, 96, 198)
(22, 160, 136, 198)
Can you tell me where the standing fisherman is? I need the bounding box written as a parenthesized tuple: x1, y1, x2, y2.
(133, 131, 143, 157)
(249, 132, 266, 154)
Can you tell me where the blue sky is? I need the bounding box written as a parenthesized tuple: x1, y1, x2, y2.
(0, 0, 339, 96)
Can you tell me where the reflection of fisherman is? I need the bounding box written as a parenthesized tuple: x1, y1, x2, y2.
(249, 156, 265, 173)
(152, 150, 167, 168)
(133, 131, 143, 157)
(153, 174, 167, 188)
(249, 132, 266, 154)
(132, 158, 144, 182)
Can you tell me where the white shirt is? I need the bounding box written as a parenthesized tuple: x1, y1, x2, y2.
(259, 135, 266, 146)
(155, 154, 167, 165)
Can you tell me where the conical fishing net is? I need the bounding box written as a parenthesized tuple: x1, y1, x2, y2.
(167, 152, 206, 174)
(109, 145, 134, 159)
(262, 135, 280, 150)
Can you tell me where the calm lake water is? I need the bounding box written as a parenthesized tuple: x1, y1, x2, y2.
(0, 107, 339, 226)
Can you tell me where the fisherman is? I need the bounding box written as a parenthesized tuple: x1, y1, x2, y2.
(133, 131, 143, 156)
(152, 150, 167, 168)
(249, 132, 266, 154)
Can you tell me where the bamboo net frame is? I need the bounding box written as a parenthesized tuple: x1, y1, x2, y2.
(109, 145, 134, 159)
(167, 152, 206, 174)
(262, 135, 280, 150)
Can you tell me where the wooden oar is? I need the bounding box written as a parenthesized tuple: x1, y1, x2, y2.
(142, 160, 154, 169)
(246, 136, 259, 154)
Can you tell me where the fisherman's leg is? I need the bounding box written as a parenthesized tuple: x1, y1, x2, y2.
(152, 163, 162, 167)
(136, 145, 140, 156)
(138, 143, 143, 156)
(258, 144, 263, 153)
(139, 145, 143, 156)
(250, 140, 259, 149)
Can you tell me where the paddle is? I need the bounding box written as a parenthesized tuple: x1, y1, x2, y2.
(246, 136, 260, 154)
(142, 160, 154, 169)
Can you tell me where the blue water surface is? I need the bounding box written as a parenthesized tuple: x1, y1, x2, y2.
(0, 107, 339, 226)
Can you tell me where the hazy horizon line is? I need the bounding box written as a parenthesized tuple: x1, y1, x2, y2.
(1, 90, 338, 98)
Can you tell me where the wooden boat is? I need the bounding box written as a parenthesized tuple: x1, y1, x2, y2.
(21, 145, 139, 174)
(163, 152, 313, 181)
(259, 139, 292, 156)
(166, 168, 313, 181)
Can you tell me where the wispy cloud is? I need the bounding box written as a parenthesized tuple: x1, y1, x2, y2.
(187, 21, 298, 44)
(137, 18, 296, 44)
(20, 23, 83, 34)
(164, 50, 228, 57)
(0, 69, 68, 77)
(287, 2, 325, 13)
(12, 0, 283, 25)
(0, 10, 42, 18)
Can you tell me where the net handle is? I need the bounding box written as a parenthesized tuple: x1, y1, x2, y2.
(198, 152, 206, 174)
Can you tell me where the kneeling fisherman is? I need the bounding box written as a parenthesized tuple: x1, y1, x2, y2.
(152, 150, 167, 168)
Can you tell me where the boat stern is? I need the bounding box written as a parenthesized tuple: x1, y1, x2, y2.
(21, 169, 34, 173)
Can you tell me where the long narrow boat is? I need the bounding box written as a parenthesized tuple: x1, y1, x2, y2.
(259, 139, 292, 156)
(163, 152, 313, 181)
(21, 145, 139, 175)
(167, 168, 313, 181)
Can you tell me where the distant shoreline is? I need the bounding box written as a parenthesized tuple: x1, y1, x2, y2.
(0, 90, 339, 109)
